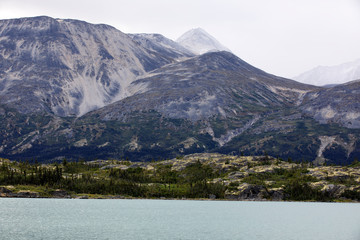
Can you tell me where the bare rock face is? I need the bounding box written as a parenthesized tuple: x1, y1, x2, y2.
(225, 183, 285, 201)
(11, 191, 40, 198)
(0, 16, 183, 117)
(301, 81, 360, 128)
(129, 33, 194, 60)
(93, 51, 316, 121)
(50, 189, 70, 198)
(322, 184, 346, 198)
(268, 188, 284, 201)
(0, 186, 12, 194)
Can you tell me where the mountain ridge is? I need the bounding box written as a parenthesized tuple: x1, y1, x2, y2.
(0, 16, 360, 165)
(294, 58, 360, 86)
(0, 16, 186, 117)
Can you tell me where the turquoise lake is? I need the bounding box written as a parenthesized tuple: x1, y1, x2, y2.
(0, 198, 359, 240)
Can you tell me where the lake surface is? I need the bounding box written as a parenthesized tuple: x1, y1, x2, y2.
(0, 198, 359, 240)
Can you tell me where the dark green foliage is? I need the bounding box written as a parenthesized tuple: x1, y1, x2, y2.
(240, 166, 336, 201)
(241, 167, 316, 188)
(109, 167, 150, 183)
(182, 161, 224, 198)
(349, 157, 360, 167)
(183, 161, 214, 185)
(0, 159, 226, 199)
(217, 112, 360, 165)
(0, 161, 62, 186)
(0, 154, 357, 201)
(2, 104, 360, 165)
(323, 145, 348, 165)
(341, 190, 360, 201)
(227, 182, 240, 191)
(284, 182, 330, 201)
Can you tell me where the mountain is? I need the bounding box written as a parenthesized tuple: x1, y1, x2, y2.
(176, 28, 231, 55)
(0, 16, 360, 165)
(49, 52, 359, 165)
(0, 16, 185, 117)
(294, 59, 360, 86)
(301, 80, 360, 128)
(93, 51, 316, 122)
(129, 33, 194, 60)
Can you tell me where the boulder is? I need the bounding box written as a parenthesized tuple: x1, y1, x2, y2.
(327, 172, 349, 181)
(310, 181, 328, 189)
(0, 187, 12, 194)
(252, 165, 279, 173)
(228, 171, 248, 180)
(100, 164, 120, 170)
(268, 188, 284, 201)
(51, 190, 70, 198)
(14, 191, 40, 198)
(75, 195, 89, 199)
(307, 169, 328, 180)
(322, 184, 346, 198)
(225, 183, 269, 200)
(310, 181, 346, 198)
(209, 194, 216, 200)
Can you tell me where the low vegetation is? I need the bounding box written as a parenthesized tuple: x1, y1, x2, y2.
(0, 153, 359, 201)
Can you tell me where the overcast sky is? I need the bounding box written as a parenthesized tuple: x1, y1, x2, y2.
(1, 0, 360, 78)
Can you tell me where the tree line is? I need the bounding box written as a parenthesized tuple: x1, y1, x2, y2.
(0, 159, 225, 199)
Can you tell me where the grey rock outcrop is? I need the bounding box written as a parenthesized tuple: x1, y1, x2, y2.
(0, 16, 184, 117)
(301, 80, 360, 128)
(225, 183, 269, 200)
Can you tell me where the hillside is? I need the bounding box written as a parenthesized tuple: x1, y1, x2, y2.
(0, 16, 360, 165)
(0, 16, 185, 117)
(1, 153, 359, 201)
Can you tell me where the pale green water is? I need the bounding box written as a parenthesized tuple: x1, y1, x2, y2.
(0, 198, 359, 240)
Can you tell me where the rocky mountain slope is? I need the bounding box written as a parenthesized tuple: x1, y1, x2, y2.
(176, 28, 231, 55)
(301, 80, 360, 128)
(92, 51, 317, 122)
(0, 16, 360, 165)
(129, 33, 194, 60)
(0, 16, 186, 117)
(294, 58, 360, 86)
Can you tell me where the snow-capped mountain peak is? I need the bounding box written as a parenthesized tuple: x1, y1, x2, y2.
(176, 28, 231, 55)
(294, 58, 360, 86)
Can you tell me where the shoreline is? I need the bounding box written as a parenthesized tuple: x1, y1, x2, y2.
(1, 193, 359, 203)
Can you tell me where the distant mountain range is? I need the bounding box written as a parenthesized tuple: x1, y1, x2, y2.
(0, 16, 359, 165)
(294, 59, 360, 86)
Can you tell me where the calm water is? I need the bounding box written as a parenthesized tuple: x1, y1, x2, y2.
(0, 198, 359, 240)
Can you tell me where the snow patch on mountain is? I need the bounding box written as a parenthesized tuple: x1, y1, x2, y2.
(176, 28, 231, 55)
(294, 59, 360, 86)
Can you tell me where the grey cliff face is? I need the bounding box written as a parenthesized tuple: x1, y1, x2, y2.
(94, 51, 318, 121)
(0, 16, 183, 117)
(301, 80, 360, 128)
(129, 33, 194, 60)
